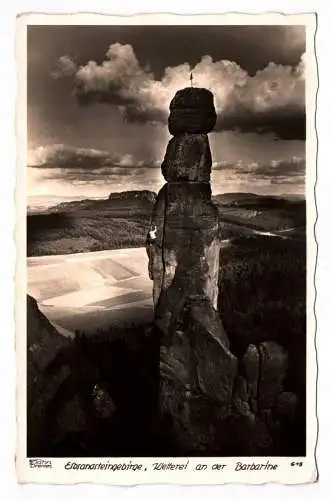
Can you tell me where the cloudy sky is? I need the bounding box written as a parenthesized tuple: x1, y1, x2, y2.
(27, 24, 306, 208)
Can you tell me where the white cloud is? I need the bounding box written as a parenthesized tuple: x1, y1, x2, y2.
(51, 55, 77, 79)
(53, 44, 306, 139)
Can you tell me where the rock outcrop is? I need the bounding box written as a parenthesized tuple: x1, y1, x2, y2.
(168, 87, 217, 135)
(27, 295, 118, 456)
(108, 190, 156, 203)
(27, 295, 71, 455)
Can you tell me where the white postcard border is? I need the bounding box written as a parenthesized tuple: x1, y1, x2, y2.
(15, 11, 318, 485)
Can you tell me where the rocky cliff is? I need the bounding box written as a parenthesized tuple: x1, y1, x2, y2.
(27, 295, 71, 455)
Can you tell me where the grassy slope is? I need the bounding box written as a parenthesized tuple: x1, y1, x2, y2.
(27, 192, 305, 257)
(27, 197, 153, 256)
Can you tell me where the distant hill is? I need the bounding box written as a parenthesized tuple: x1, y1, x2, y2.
(27, 190, 155, 256)
(27, 195, 97, 214)
(213, 192, 305, 209)
(46, 190, 156, 216)
(33, 190, 304, 215)
(213, 192, 305, 233)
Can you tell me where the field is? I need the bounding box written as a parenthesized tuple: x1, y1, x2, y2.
(28, 248, 154, 335)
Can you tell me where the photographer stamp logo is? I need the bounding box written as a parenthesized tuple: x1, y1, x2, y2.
(28, 459, 52, 469)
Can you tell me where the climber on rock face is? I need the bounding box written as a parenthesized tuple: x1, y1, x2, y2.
(145, 225, 161, 287)
(148, 225, 157, 241)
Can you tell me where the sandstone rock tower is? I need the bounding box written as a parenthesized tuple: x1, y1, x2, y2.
(146, 87, 238, 452)
(146, 86, 299, 454)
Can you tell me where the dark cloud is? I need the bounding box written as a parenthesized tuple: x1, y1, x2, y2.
(252, 157, 305, 178)
(29, 144, 304, 187)
(28, 146, 305, 205)
(213, 156, 305, 179)
(215, 111, 305, 141)
(28, 144, 114, 169)
(28, 144, 159, 169)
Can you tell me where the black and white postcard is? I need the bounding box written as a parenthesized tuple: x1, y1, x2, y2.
(15, 12, 317, 484)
